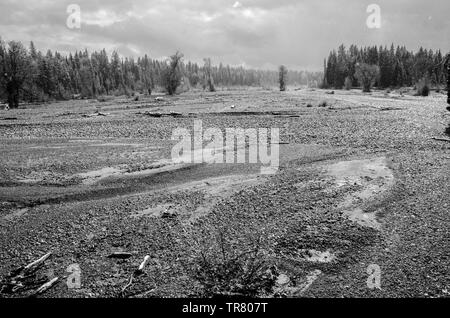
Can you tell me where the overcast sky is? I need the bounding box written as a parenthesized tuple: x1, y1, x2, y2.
(0, 0, 449, 70)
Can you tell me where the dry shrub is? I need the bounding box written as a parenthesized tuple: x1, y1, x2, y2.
(415, 78, 430, 97)
(318, 100, 328, 107)
(182, 227, 276, 297)
(344, 76, 352, 90)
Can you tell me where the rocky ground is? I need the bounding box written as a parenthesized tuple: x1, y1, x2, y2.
(0, 88, 449, 298)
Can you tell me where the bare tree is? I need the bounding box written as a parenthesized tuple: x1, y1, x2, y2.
(279, 65, 287, 91)
(203, 58, 215, 92)
(355, 63, 380, 93)
(162, 51, 184, 95)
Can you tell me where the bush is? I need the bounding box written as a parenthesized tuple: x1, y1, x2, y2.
(416, 78, 430, 97)
(344, 76, 352, 90)
(184, 228, 276, 297)
(355, 63, 380, 92)
(279, 65, 288, 92)
(318, 100, 327, 107)
(162, 51, 184, 95)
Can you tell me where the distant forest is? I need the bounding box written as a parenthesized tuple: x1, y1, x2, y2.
(0, 39, 322, 106)
(323, 44, 449, 89)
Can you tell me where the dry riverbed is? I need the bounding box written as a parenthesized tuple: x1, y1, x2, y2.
(0, 88, 449, 298)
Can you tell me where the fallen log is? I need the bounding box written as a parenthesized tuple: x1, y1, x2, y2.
(130, 287, 157, 298)
(82, 111, 110, 118)
(108, 252, 133, 259)
(30, 277, 59, 297)
(432, 137, 450, 143)
(24, 252, 52, 274)
(0, 252, 53, 295)
(135, 255, 151, 275)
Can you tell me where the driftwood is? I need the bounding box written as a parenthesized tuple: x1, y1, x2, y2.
(135, 255, 151, 275)
(432, 137, 450, 143)
(24, 252, 52, 274)
(130, 288, 157, 298)
(138, 111, 183, 118)
(0, 252, 53, 295)
(120, 255, 151, 297)
(108, 252, 133, 259)
(82, 111, 110, 118)
(30, 277, 59, 297)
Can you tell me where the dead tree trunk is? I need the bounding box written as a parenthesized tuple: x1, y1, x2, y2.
(447, 57, 450, 107)
(6, 81, 19, 109)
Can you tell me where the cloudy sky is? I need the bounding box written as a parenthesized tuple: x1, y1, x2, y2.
(0, 0, 449, 70)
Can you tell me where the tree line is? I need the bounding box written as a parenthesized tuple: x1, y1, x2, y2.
(323, 44, 449, 90)
(0, 39, 322, 108)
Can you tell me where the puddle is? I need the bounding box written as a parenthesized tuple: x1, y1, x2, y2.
(326, 157, 394, 230)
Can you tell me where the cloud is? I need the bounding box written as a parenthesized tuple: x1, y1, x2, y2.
(0, 0, 449, 70)
(232, 1, 242, 9)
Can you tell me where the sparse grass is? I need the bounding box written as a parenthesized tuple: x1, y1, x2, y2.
(183, 227, 276, 297)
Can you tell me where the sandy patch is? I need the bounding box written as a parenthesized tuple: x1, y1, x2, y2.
(76, 145, 243, 185)
(131, 174, 265, 222)
(300, 249, 337, 263)
(326, 157, 394, 230)
(2, 208, 29, 222)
